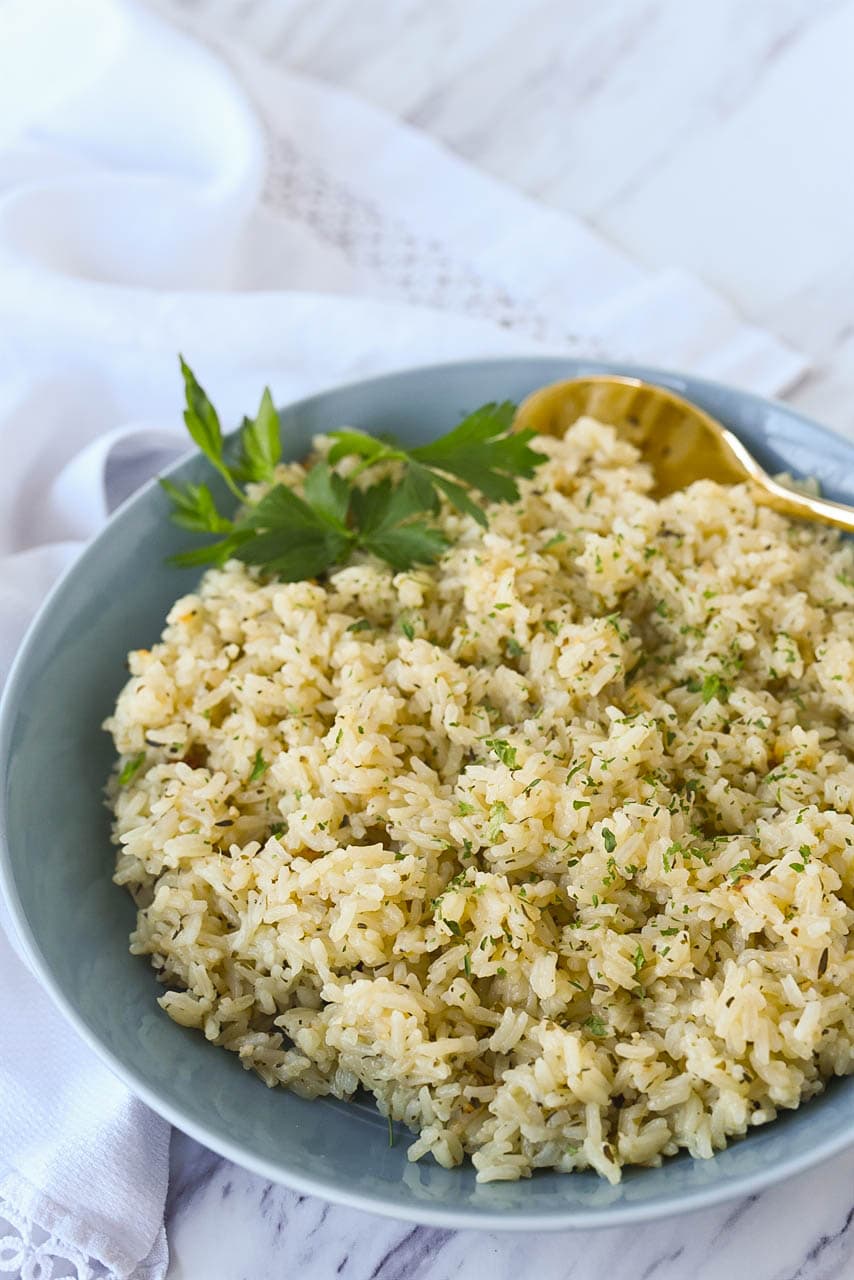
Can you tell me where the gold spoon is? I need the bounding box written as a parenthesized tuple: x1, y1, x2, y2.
(514, 375, 854, 533)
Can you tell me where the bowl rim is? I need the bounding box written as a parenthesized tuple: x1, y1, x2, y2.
(3, 354, 854, 1231)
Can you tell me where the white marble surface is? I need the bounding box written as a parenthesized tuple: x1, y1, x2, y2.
(139, 2, 854, 1276)
(164, 1127, 854, 1280)
(163, 1125, 854, 1280)
(156, 0, 854, 438)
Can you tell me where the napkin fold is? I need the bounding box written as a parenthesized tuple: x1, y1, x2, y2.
(0, 0, 807, 1275)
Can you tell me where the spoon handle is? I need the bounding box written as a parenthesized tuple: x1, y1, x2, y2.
(752, 474, 854, 534)
(718, 425, 854, 534)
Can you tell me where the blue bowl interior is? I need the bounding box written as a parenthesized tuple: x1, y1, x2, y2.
(3, 356, 854, 1229)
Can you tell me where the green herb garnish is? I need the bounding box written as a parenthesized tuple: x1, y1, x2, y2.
(118, 752, 146, 786)
(687, 673, 731, 704)
(585, 1015, 607, 1037)
(177, 357, 244, 501)
(162, 360, 546, 580)
(486, 739, 518, 769)
(249, 750, 269, 782)
(158, 478, 234, 535)
(662, 842, 681, 872)
(488, 801, 508, 840)
(234, 387, 281, 484)
(601, 827, 616, 853)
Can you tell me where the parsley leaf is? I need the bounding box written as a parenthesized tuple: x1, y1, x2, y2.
(327, 429, 393, 466)
(663, 842, 681, 872)
(349, 471, 448, 569)
(361, 520, 448, 571)
(602, 827, 617, 853)
(159, 479, 233, 534)
(249, 750, 269, 782)
(179, 356, 243, 500)
(486, 739, 518, 769)
(235, 387, 281, 483)
(168, 531, 253, 568)
(412, 463, 488, 528)
(687, 672, 731, 704)
(118, 752, 146, 786)
(179, 356, 222, 463)
(235, 484, 354, 581)
(488, 801, 508, 841)
(302, 463, 352, 528)
(410, 402, 545, 503)
(355, 468, 435, 532)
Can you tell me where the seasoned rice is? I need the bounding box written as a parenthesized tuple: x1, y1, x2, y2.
(105, 417, 854, 1183)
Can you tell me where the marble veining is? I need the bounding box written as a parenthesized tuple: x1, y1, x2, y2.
(165, 1124, 854, 1279)
(137, 2, 854, 1275)
(154, 0, 854, 436)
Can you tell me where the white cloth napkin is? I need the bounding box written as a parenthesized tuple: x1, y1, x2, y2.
(0, 1, 807, 1276)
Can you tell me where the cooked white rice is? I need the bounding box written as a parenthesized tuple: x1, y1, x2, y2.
(105, 416, 854, 1183)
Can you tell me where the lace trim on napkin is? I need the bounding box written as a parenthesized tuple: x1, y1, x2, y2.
(0, 1199, 111, 1280)
(263, 135, 609, 357)
(0, 1188, 167, 1280)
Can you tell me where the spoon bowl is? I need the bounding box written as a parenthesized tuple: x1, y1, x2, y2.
(515, 375, 854, 532)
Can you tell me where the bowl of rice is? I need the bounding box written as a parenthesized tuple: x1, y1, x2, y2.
(3, 357, 854, 1229)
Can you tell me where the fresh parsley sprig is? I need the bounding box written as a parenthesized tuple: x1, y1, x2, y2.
(178, 357, 244, 502)
(160, 359, 547, 581)
(325, 400, 542, 529)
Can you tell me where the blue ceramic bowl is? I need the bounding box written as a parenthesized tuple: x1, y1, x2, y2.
(3, 357, 854, 1230)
